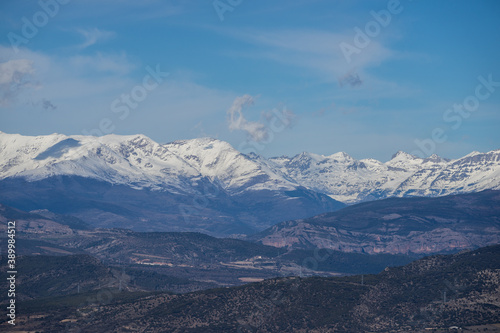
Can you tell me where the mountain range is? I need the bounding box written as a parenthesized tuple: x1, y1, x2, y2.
(270, 148, 500, 203)
(1, 131, 499, 235)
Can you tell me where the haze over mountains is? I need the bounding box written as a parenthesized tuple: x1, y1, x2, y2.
(1, 131, 499, 236)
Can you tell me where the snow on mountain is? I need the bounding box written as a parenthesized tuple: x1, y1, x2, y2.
(0, 132, 296, 195)
(1, 131, 499, 204)
(163, 138, 296, 194)
(0, 132, 347, 235)
(0, 132, 196, 192)
(270, 148, 500, 203)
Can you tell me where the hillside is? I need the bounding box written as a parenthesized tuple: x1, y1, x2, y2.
(0, 254, 217, 299)
(254, 190, 500, 255)
(5, 245, 499, 332)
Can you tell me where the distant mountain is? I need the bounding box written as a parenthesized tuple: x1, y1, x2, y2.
(270, 149, 500, 203)
(254, 190, 500, 255)
(0, 132, 343, 235)
(1, 131, 499, 235)
(9, 245, 500, 332)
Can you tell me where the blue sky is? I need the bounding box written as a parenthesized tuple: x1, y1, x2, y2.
(0, 0, 499, 161)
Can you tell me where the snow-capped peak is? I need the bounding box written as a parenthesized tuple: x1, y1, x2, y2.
(0, 132, 298, 194)
(1, 132, 499, 204)
(328, 151, 353, 161)
(390, 150, 418, 161)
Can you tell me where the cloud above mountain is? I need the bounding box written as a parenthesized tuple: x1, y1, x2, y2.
(227, 94, 269, 142)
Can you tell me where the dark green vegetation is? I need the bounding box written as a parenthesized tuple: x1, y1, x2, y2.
(2, 245, 499, 332)
(307, 189, 500, 230)
(0, 200, 91, 230)
(0, 255, 112, 300)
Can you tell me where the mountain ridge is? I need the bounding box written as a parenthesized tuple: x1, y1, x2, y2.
(0, 132, 345, 235)
(1, 131, 499, 204)
(1, 131, 499, 235)
(254, 190, 500, 255)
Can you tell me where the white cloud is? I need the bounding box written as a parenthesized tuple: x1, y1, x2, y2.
(226, 95, 296, 142)
(227, 94, 269, 142)
(0, 45, 239, 141)
(215, 27, 421, 101)
(66, 0, 186, 21)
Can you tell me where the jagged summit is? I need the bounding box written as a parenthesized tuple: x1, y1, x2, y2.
(166, 136, 224, 147)
(422, 153, 449, 163)
(0, 132, 297, 194)
(270, 147, 500, 203)
(328, 151, 353, 160)
(390, 150, 418, 160)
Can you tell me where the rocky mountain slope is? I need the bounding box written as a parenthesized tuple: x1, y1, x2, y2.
(254, 190, 500, 255)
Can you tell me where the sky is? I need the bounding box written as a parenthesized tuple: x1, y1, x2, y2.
(0, 0, 499, 161)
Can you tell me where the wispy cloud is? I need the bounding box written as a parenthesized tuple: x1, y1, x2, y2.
(63, 0, 186, 22)
(0, 46, 137, 110)
(0, 59, 34, 85)
(76, 28, 115, 49)
(214, 27, 421, 102)
(0, 45, 237, 140)
(218, 28, 394, 79)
